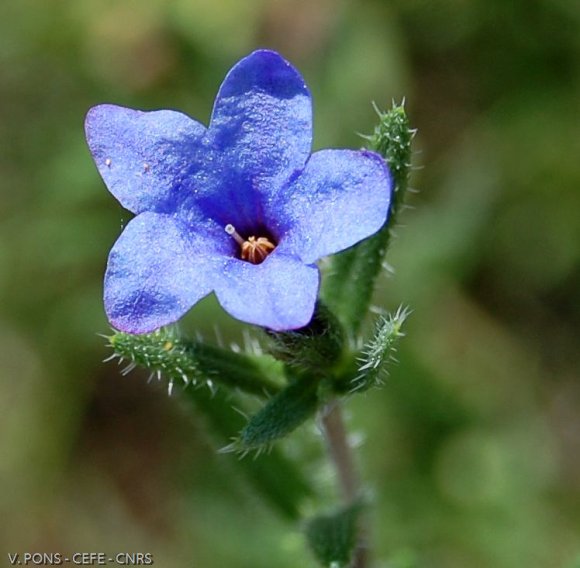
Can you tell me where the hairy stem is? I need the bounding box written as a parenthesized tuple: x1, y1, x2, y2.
(320, 402, 368, 568)
(321, 402, 359, 502)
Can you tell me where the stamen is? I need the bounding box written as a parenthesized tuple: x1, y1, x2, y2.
(241, 237, 276, 264)
(225, 224, 276, 265)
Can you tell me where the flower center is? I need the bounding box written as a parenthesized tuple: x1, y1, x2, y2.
(225, 224, 276, 264)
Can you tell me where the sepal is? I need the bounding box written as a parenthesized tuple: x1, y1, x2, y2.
(265, 302, 345, 374)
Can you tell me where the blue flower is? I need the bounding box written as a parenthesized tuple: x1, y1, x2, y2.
(85, 50, 392, 333)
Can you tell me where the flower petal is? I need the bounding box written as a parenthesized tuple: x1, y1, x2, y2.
(274, 149, 393, 264)
(104, 212, 226, 333)
(85, 104, 207, 214)
(214, 254, 319, 331)
(207, 50, 312, 229)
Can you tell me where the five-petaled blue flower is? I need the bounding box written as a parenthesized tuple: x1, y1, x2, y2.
(85, 50, 392, 333)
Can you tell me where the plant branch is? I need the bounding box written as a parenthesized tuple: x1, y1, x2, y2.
(321, 402, 359, 502)
(320, 401, 368, 568)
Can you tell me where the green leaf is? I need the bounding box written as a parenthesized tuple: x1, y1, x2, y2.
(186, 386, 313, 520)
(305, 503, 362, 568)
(106, 329, 313, 519)
(322, 102, 414, 336)
(236, 373, 320, 451)
(350, 307, 409, 393)
(265, 302, 345, 374)
(107, 328, 280, 397)
(367, 101, 415, 218)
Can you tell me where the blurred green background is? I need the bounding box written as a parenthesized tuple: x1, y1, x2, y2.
(1, 0, 579, 566)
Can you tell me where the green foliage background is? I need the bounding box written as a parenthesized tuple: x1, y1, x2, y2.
(1, 1, 579, 566)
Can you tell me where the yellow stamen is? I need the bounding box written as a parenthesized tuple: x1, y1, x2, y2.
(225, 224, 276, 264)
(241, 236, 276, 264)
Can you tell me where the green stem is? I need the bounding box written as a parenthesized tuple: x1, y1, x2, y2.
(320, 402, 368, 568)
(321, 402, 359, 502)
